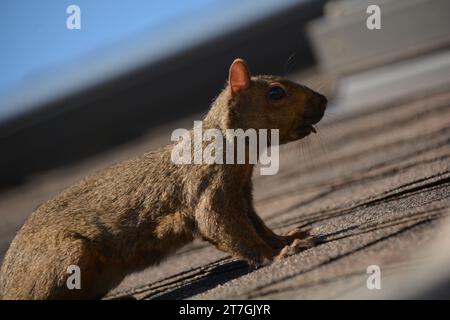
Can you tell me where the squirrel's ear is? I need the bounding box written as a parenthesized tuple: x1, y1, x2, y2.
(229, 58, 250, 97)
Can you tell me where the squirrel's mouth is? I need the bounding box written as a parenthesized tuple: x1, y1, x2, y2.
(291, 124, 317, 139)
(309, 125, 317, 133)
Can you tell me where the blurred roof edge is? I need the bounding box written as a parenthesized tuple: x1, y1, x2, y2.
(0, 0, 326, 189)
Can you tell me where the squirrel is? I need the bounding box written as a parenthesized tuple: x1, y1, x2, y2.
(0, 59, 326, 299)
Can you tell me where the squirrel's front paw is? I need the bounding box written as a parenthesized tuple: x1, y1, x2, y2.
(282, 227, 312, 244)
(274, 237, 316, 261)
(246, 248, 277, 269)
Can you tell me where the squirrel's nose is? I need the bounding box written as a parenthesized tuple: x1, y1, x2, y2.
(304, 93, 327, 124)
(315, 93, 327, 112)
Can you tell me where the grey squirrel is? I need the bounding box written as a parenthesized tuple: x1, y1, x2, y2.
(0, 58, 326, 299)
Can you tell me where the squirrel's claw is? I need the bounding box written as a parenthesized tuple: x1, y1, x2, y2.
(283, 227, 312, 243)
(274, 237, 317, 261)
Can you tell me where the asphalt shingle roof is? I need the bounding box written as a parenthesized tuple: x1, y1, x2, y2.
(1, 87, 449, 299)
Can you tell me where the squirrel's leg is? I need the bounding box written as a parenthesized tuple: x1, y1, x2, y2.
(243, 183, 311, 249)
(54, 236, 114, 299)
(195, 201, 277, 266)
(43, 236, 110, 300)
(246, 207, 285, 249)
(0, 234, 108, 299)
(247, 206, 312, 247)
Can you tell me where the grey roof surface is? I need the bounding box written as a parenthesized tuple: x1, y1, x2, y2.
(0, 81, 449, 299)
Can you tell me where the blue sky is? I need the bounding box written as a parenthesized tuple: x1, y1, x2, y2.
(0, 0, 219, 93)
(0, 0, 301, 121)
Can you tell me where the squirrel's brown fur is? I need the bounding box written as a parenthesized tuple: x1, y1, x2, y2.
(0, 59, 326, 299)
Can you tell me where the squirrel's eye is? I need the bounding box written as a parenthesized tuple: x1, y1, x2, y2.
(268, 86, 285, 100)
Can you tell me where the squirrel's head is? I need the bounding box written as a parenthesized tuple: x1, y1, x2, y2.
(226, 58, 327, 144)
